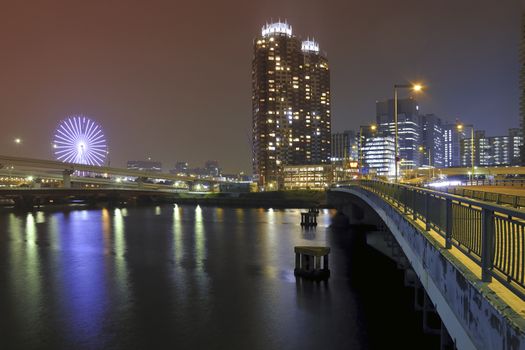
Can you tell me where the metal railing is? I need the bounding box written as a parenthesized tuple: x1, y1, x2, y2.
(338, 180, 525, 300)
(447, 187, 525, 209)
(459, 179, 525, 187)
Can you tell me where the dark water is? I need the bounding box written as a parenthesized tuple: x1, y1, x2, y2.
(0, 205, 437, 349)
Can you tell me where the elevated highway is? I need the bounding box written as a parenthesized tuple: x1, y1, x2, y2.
(0, 154, 223, 189)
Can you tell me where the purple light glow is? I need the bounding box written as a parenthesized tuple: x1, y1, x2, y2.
(53, 115, 108, 166)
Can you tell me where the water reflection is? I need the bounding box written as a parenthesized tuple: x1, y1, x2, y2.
(35, 211, 46, 224)
(113, 207, 128, 300)
(59, 210, 107, 346)
(173, 204, 183, 263)
(101, 208, 111, 253)
(214, 207, 224, 222)
(301, 226, 317, 240)
(193, 205, 209, 300)
(19, 213, 42, 343)
(194, 205, 205, 267)
(114, 208, 126, 258)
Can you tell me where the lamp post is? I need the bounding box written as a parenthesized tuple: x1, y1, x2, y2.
(393, 83, 423, 183)
(359, 124, 377, 178)
(457, 123, 475, 183)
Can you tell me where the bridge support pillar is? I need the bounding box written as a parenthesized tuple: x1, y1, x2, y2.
(422, 291, 441, 336)
(62, 170, 73, 189)
(440, 321, 454, 350)
(137, 177, 147, 189)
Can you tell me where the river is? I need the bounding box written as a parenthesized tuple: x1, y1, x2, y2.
(0, 205, 437, 349)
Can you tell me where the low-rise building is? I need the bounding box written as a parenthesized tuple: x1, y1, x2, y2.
(460, 128, 522, 167)
(362, 136, 395, 177)
(127, 160, 162, 172)
(282, 164, 333, 190)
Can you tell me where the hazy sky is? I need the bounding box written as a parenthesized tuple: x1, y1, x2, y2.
(0, 0, 521, 173)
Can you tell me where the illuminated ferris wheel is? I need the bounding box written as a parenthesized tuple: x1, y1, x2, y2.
(52, 115, 108, 166)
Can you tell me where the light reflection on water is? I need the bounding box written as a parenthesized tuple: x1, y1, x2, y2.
(0, 205, 431, 350)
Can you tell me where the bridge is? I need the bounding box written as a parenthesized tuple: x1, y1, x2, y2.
(0, 155, 236, 208)
(0, 154, 228, 189)
(329, 181, 525, 349)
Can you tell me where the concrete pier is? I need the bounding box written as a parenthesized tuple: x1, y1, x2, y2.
(294, 246, 330, 280)
(300, 212, 317, 226)
(62, 170, 74, 188)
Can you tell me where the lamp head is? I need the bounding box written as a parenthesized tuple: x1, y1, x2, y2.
(412, 84, 423, 92)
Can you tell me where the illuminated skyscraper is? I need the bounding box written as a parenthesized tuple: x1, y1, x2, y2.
(420, 114, 444, 167)
(443, 123, 465, 167)
(252, 21, 331, 188)
(376, 98, 421, 170)
(362, 136, 395, 177)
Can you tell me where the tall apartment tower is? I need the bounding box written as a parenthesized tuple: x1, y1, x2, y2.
(252, 21, 331, 188)
(519, 8, 525, 165)
(443, 123, 465, 167)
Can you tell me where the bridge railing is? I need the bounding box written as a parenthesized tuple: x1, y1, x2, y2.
(339, 180, 525, 300)
(446, 187, 525, 209)
(458, 179, 525, 187)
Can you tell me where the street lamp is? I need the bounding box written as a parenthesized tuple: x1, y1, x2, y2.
(393, 83, 424, 182)
(14, 138, 22, 145)
(359, 124, 377, 178)
(457, 123, 475, 183)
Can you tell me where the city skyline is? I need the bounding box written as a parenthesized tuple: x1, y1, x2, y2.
(0, 0, 520, 173)
(1, 4, 525, 349)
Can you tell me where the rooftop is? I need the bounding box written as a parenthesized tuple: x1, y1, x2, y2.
(261, 21, 292, 37)
(301, 39, 319, 53)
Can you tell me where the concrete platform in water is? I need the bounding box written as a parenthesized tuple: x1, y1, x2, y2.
(294, 246, 330, 280)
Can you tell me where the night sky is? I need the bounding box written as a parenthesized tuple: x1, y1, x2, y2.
(0, 0, 521, 173)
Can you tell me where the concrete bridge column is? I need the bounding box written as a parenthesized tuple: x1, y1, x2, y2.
(62, 170, 74, 189)
(137, 177, 148, 189)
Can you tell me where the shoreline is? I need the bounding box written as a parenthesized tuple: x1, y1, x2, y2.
(0, 190, 329, 210)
